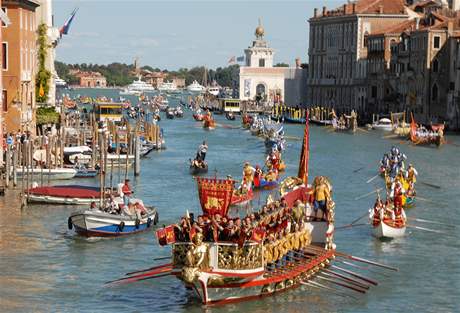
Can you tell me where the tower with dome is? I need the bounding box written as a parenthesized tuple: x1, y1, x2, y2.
(239, 19, 307, 107)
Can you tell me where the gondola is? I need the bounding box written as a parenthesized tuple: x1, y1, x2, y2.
(203, 117, 216, 129)
(225, 112, 236, 120)
(193, 113, 204, 121)
(166, 108, 175, 119)
(189, 160, 208, 175)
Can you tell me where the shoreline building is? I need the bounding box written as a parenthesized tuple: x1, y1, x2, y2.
(306, 0, 414, 116)
(71, 70, 107, 88)
(35, 0, 59, 106)
(239, 20, 307, 106)
(2, 0, 40, 133)
(367, 0, 460, 128)
(0, 1, 11, 166)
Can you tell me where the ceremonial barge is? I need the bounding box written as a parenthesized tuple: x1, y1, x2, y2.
(108, 115, 395, 305)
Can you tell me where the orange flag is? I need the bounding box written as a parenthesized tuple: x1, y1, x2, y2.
(39, 83, 45, 97)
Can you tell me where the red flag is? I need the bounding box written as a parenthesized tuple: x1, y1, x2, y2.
(251, 227, 266, 243)
(410, 112, 417, 142)
(156, 225, 176, 246)
(298, 111, 310, 184)
(196, 177, 234, 217)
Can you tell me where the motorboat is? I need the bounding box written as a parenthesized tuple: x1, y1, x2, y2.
(69, 201, 159, 237)
(187, 80, 205, 92)
(120, 77, 155, 95)
(27, 185, 102, 204)
(372, 118, 394, 131)
(206, 86, 220, 96)
(15, 167, 77, 180)
(55, 76, 67, 88)
(158, 81, 178, 92)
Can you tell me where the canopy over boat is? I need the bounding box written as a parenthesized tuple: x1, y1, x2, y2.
(28, 185, 101, 198)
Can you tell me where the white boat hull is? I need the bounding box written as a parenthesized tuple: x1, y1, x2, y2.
(70, 209, 158, 237)
(27, 194, 95, 205)
(14, 168, 77, 180)
(373, 221, 406, 238)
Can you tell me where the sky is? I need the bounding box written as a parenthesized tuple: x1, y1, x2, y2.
(54, 0, 342, 70)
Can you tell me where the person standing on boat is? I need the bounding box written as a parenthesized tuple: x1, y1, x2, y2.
(122, 179, 133, 205)
(196, 141, 208, 161)
(406, 164, 418, 184)
(313, 180, 330, 221)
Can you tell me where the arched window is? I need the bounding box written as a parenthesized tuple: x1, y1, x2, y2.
(431, 84, 438, 101)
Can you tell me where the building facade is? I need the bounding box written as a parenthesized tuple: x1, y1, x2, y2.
(239, 21, 307, 105)
(71, 70, 107, 88)
(144, 72, 165, 88)
(2, 0, 39, 133)
(307, 0, 412, 115)
(35, 0, 59, 106)
(366, 0, 460, 127)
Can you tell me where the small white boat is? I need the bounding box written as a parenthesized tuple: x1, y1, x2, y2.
(69, 203, 158, 237)
(119, 88, 141, 96)
(372, 220, 406, 238)
(15, 168, 77, 180)
(372, 118, 394, 131)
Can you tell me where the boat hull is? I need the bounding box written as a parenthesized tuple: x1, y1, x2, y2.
(15, 168, 77, 180)
(190, 164, 208, 175)
(373, 221, 406, 239)
(180, 248, 334, 305)
(70, 210, 158, 237)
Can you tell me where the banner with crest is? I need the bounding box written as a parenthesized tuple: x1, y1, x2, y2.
(196, 177, 234, 217)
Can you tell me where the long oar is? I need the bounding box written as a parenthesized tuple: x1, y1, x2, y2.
(335, 223, 367, 231)
(353, 166, 365, 173)
(406, 224, 446, 234)
(416, 196, 447, 206)
(125, 263, 172, 276)
(419, 181, 441, 189)
(153, 256, 171, 261)
(301, 280, 357, 299)
(407, 217, 455, 228)
(105, 266, 172, 285)
(335, 252, 398, 271)
(355, 188, 382, 201)
(366, 174, 380, 184)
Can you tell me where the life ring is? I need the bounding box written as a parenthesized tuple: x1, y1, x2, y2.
(135, 219, 140, 229)
(68, 217, 73, 230)
(118, 221, 125, 232)
(147, 217, 152, 228)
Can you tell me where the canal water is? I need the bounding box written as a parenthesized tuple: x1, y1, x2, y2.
(0, 88, 459, 312)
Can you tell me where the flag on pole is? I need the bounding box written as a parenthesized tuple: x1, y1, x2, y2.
(228, 56, 236, 64)
(298, 111, 309, 185)
(59, 8, 78, 38)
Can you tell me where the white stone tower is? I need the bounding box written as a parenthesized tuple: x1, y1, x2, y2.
(244, 18, 274, 68)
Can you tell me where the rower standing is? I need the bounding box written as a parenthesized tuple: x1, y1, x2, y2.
(196, 141, 208, 161)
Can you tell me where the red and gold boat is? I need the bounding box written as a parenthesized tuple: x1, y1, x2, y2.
(108, 112, 395, 305)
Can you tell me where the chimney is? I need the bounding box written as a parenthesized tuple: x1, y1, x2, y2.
(378, 5, 384, 14)
(314, 8, 318, 18)
(343, 4, 347, 14)
(322, 6, 327, 16)
(448, 20, 454, 35)
(416, 17, 420, 30)
(352, 3, 356, 14)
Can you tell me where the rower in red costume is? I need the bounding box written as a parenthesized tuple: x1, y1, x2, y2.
(393, 181, 404, 216)
(253, 165, 262, 187)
